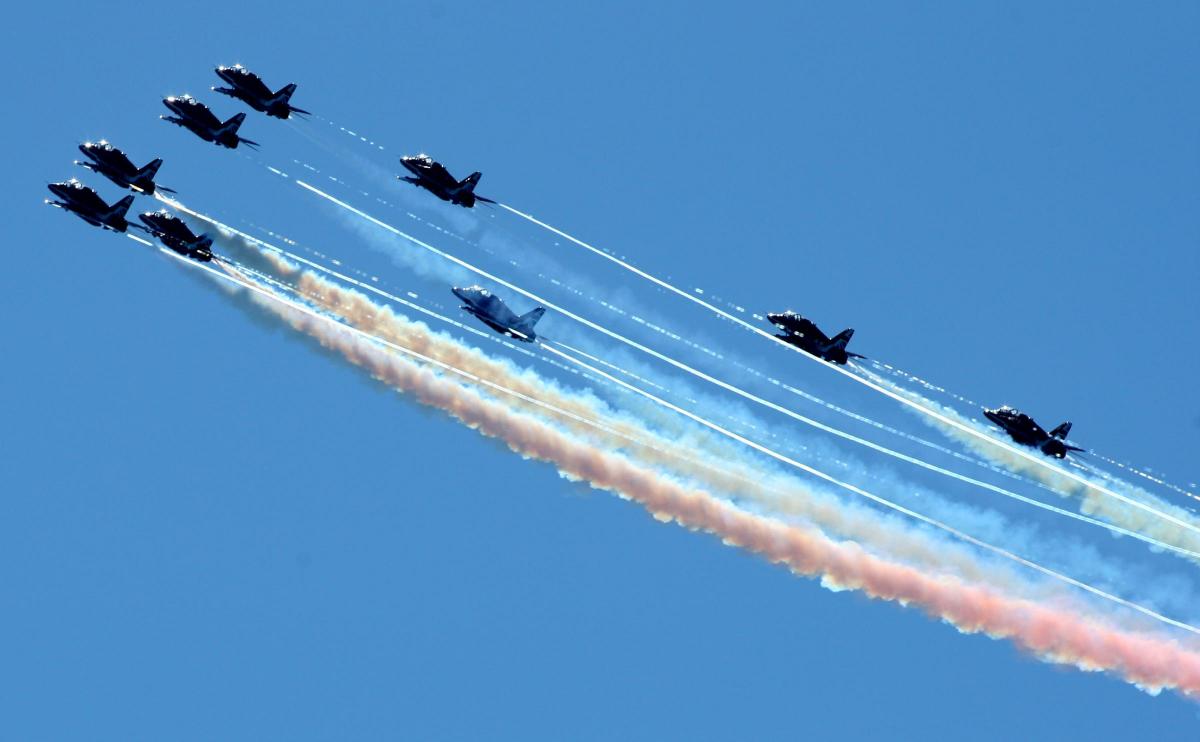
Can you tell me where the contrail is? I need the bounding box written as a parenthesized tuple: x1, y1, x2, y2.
(295, 181, 1200, 547)
(151, 246, 1200, 697)
(493, 202, 1198, 537)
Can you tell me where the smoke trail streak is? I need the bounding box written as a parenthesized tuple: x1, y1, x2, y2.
(203, 239, 1200, 635)
(217, 243, 1200, 621)
(157, 194, 800, 463)
(493, 203, 1198, 537)
(880, 387, 1200, 563)
(547, 335, 1200, 557)
(295, 180, 1200, 547)
(183, 187, 1196, 558)
(173, 176, 1061, 497)
(543, 342, 1200, 636)
(146, 244, 1200, 697)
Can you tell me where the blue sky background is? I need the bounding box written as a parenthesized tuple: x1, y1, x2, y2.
(3, 1, 1199, 739)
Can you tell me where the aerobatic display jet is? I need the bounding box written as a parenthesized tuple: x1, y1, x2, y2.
(766, 311, 864, 364)
(399, 154, 495, 207)
(983, 406, 1084, 459)
(45, 179, 138, 233)
(161, 95, 258, 149)
(452, 286, 545, 342)
(138, 209, 215, 262)
(76, 140, 174, 195)
(212, 64, 309, 119)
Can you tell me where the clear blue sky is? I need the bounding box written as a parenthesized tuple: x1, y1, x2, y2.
(4, 2, 1198, 738)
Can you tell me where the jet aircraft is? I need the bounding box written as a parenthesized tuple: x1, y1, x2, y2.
(76, 140, 174, 195)
(766, 311, 864, 364)
(983, 406, 1084, 459)
(161, 95, 258, 149)
(139, 209, 214, 262)
(213, 64, 309, 119)
(452, 285, 545, 342)
(45, 179, 138, 233)
(399, 154, 495, 207)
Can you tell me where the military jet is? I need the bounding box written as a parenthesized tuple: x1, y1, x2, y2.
(766, 311, 864, 364)
(161, 95, 258, 149)
(399, 154, 495, 207)
(983, 406, 1084, 459)
(452, 285, 545, 342)
(212, 64, 309, 119)
(45, 179, 138, 233)
(138, 209, 214, 262)
(76, 140, 174, 195)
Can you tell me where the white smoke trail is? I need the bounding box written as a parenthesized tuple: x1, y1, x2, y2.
(295, 181, 1200, 548)
(491, 203, 1199, 538)
(177, 188, 1200, 559)
(140, 244, 1200, 698)
(201, 236, 1200, 634)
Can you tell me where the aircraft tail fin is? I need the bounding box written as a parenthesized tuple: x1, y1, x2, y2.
(514, 306, 546, 337)
(196, 233, 214, 251)
(136, 158, 163, 179)
(1049, 421, 1073, 440)
(273, 82, 297, 103)
(110, 194, 135, 219)
(827, 328, 855, 351)
(219, 111, 246, 135)
(459, 171, 482, 193)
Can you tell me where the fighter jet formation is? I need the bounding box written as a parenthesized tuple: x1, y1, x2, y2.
(44, 60, 1090, 458)
(453, 285, 546, 342)
(46, 64, 314, 264)
(399, 154, 495, 208)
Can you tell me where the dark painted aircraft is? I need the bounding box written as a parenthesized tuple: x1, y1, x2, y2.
(139, 209, 214, 262)
(452, 285, 545, 342)
(45, 179, 137, 233)
(766, 311, 864, 364)
(161, 95, 258, 149)
(213, 64, 309, 119)
(983, 406, 1084, 459)
(76, 140, 174, 195)
(399, 154, 495, 207)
